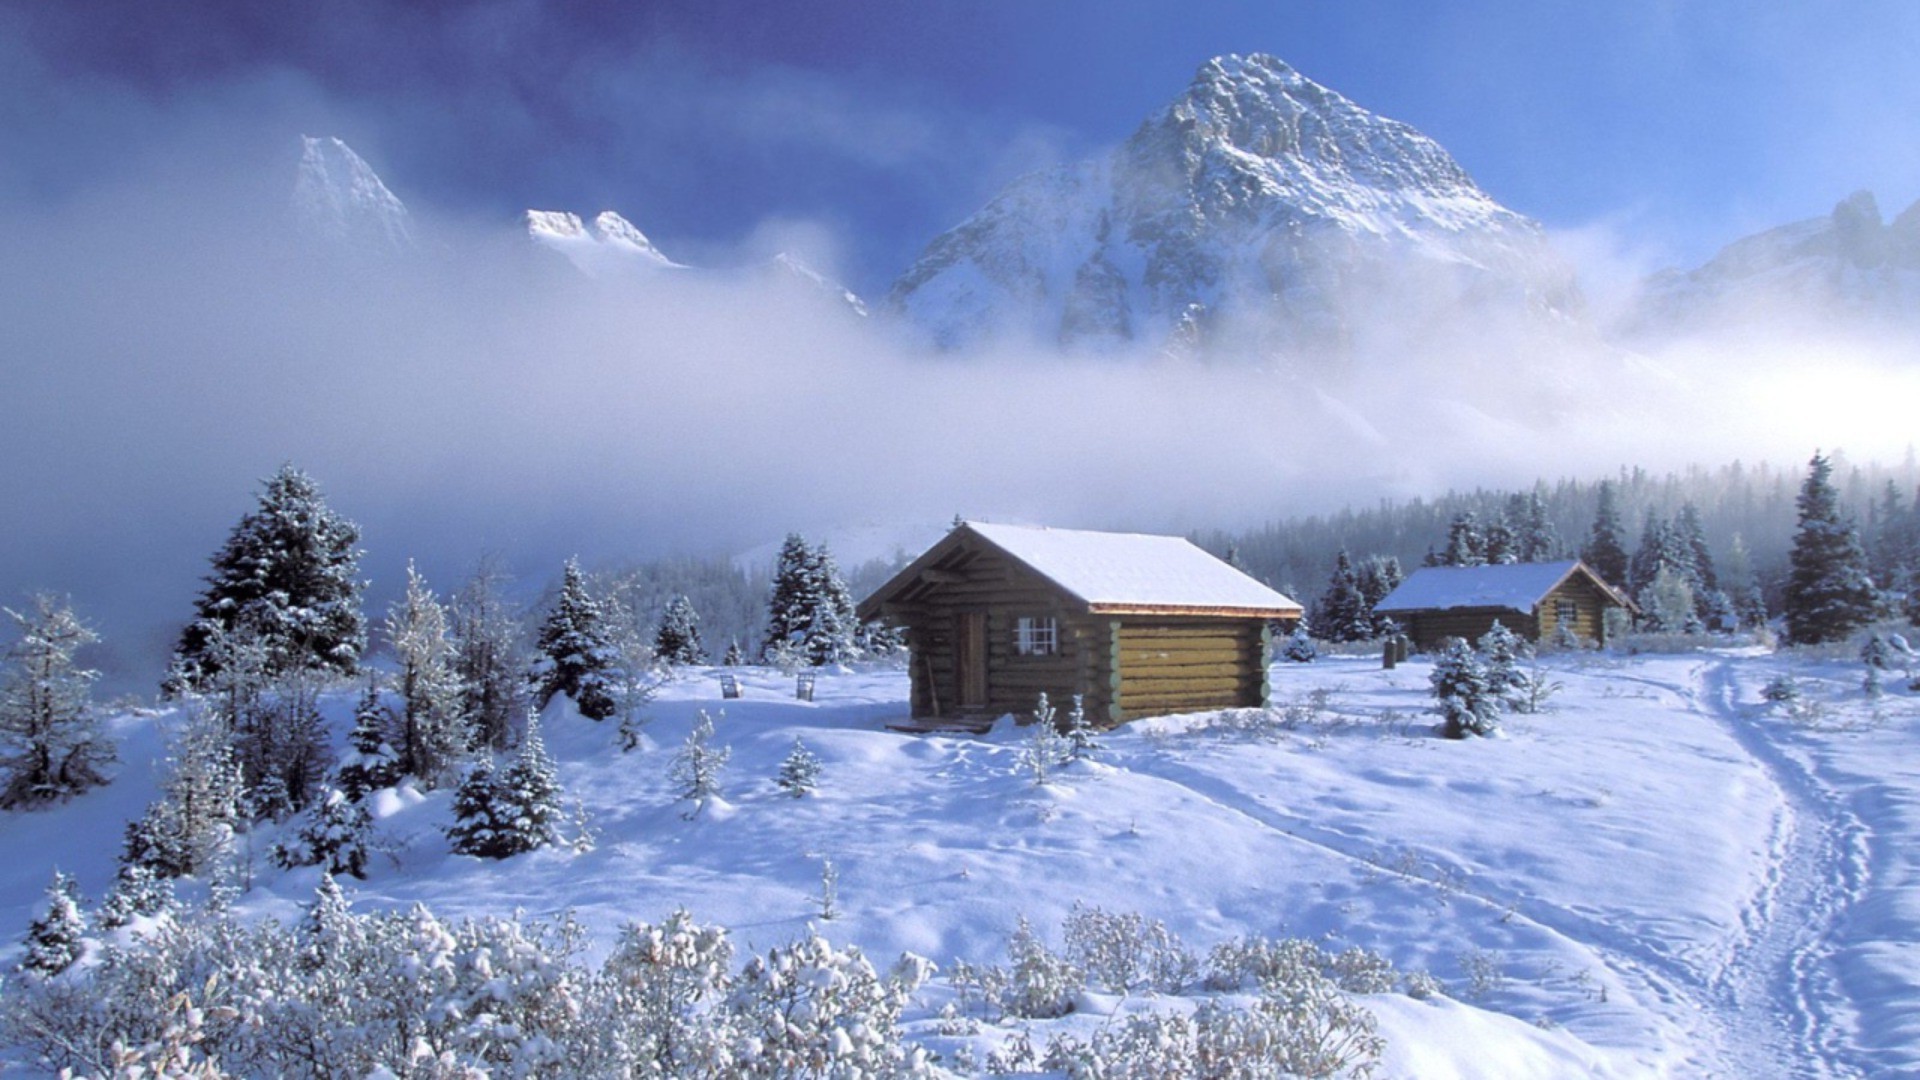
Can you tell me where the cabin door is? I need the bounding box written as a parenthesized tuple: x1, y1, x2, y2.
(956, 612, 988, 709)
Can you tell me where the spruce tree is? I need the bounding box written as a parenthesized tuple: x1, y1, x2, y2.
(450, 557, 526, 753)
(1441, 513, 1487, 567)
(722, 640, 745, 666)
(653, 595, 706, 666)
(495, 714, 563, 856)
(273, 788, 372, 879)
(96, 862, 175, 929)
(763, 535, 860, 667)
(1582, 481, 1630, 591)
(1430, 638, 1499, 739)
(670, 710, 730, 814)
(1357, 556, 1405, 635)
(1314, 551, 1372, 643)
(1515, 486, 1560, 563)
(169, 464, 365, 692)
(1281, 622, 1317, 662)
(1784, 452, 1877, 644)
(776, 737, 822, 798)
(1483, 513, 1517, 566)
(446, 758, 508, 859)
(531, 559, 620, 720)
(336, 682, 402, 802)
(1723, 533, 1769, 630)
(0, 594, 114, 807)
(21, 870, 85, 976)
(386, 562, 468, 785)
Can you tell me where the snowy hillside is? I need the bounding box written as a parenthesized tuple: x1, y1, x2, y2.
(1629, 190, 1920, 338)
(291, 135, 416, 256)
(888, 54, 1583, 362)
(4, 648, 1916, 1075)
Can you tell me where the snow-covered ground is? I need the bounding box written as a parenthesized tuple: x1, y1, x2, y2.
(4, 647, 1917, 1076)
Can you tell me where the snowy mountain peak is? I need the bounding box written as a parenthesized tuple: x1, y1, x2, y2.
(888, 53, 1579, 359)
(1628, 188, 1920, 336)
(291, 135, 415, 255)
(525, 207, 685, 276)
(765, 252, 870, 317)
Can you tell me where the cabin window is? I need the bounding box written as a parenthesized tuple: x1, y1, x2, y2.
(1555, 599, 1579, 626)
(1015, 616, 1058, 656)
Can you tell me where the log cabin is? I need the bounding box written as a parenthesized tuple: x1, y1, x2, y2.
(1370, 559, 1633, 650)
(857, 522, 1303, 728)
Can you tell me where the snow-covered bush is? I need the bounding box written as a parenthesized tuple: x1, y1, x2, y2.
(1062, 903, 1197, 995)
(1282, 623, 1318, 663)
(271, 787, 372, 878)
(1429, 638, 1500, 738)
(1762, 673, 1800, 706)
(952, 915, 1083, 1021)
(728, 929, 934, 1077)
(671, 710, 731, 814)
(1021, 692, 1071, 786)
(775, 736, 822, 797)
(95, 862, 175, 930)
(20, 870, 85, 977)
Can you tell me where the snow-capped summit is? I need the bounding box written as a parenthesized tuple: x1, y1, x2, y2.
(762, 252, 869, 317)
(292, 135, 415, 255)
(1628, 190, 1920, 337)
(525, 208, 687, 277)
(888, 54, 1581, 360)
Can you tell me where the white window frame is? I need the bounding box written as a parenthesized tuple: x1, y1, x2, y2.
(1555, 599, 1579, 626)
(1014, 615, 1058, 657)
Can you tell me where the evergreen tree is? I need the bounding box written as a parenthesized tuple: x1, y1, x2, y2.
(1430, 639, 1499, 739)
(670, 710, 730, 814)
(494, 714, 563, 856)
(1357, 556, 1405, 635)
(1476, 621, 1532, 706)
(1515, 486, 1560, 563)
(1639, 566, 1698, 634)
(1440, 513, 1487, 567)
(386, 562, 469, 784)
(1723, 533, 1770, 630)
(776, 737, 822, 798)
(446, 758, 508, 859)
(531, 559, 620, 720)
(1281, 622, 1317, 663)
(763, 535, 860, 667)
(21, 870, 84, 976)
(335, 682, 402, 802)
(450, 557, 526, 753)
(169, 464, 365, 692)
(0, 594, 113, 807)
(1482, 512, 1518, 566)
(1784, 452, 1877, 644)
(653, 595, 706, 666)
(122, 702, 246, 879)
(1582, 481, 1630, 591)
(273, 788, 373, 879)
(722, 640, 745, 666)
(1629, 514, 1674, 598)
(1313, 551, 1373, 643)
(96, 862, 175, 930)
(1870, 481, 1917, 596)
(1062, 694, 1099, 762)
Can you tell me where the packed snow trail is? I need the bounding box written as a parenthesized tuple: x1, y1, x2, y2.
(1692, 658, 1874, 1078)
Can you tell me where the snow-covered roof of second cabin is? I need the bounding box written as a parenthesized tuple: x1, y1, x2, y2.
(862, 522, 1302, 619)
(1372, 560, 1609, 615)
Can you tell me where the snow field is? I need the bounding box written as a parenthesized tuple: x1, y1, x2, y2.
(3, 649, 1918, 1075)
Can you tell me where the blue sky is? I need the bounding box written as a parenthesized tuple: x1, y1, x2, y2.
(7, 1, 1919, 295)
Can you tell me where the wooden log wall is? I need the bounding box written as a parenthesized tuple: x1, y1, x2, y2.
(1535, 576, 1615, 645)
(1404, 608, 1540, 650)
(1111, 619, 1266, 720)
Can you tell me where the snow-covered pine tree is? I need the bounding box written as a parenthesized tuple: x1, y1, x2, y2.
(0, 594, 113, 807)
(335, 681, 402, 802)
(1476, 621, 1533, 708)
(653, 595, 706, 666)
(494, 713, 563, 856)
(1582, 481, 1631, 591)
(1482, 511, 1518, 566)
(168, 464, 365, 693)
(446, 757, 508, 859)
(1063, 694, 1098, 762)
(1282, 622, 1317, 663)
(273, 788, 373, 879)
(95, 861, 175, 929)
(1638, 566, 1698, 634)
(386, 561, 469, 785)
(764, 534, 816, 661)
(669, 710, 730, 815)
(1430, 638, 1499, 739)
(1870, 481, 1917, 602)
(1675, 504, 1720, 598)
(1628, 514, 1674, 599)
(1021, 692, 1069, 786)
(1356, 556, 1404, 636)
(20, 870, 84, 976)
(776, 736, 822, 797)
(855, 620, 906, 658)
(531, 558, 620, 720)
(450, 557, 527, 753)
(1784, 452, 1878, 645)
(722, 639, 745, 666)
(122, 702, 246, 879)
(1441, 513, 1487, 568)
(1515, 485, 1560, 563)
(1313, 551, 1373, 643)
(762, 535, 860, 667)
(1723, 533, 1770, 630)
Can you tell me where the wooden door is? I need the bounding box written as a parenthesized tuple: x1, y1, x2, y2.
(956, 612, 988, 709)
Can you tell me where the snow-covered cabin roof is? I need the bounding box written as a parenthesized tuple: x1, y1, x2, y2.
(1372, 560, 1623, 614)
(860, 522, 1302, 619)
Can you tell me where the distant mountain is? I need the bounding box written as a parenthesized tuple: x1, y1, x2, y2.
(887, 54, 1582, 362)
(1628, 190, 1920, 338)
(291, 136, 415, 256)
(526, 207, 867, 317)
